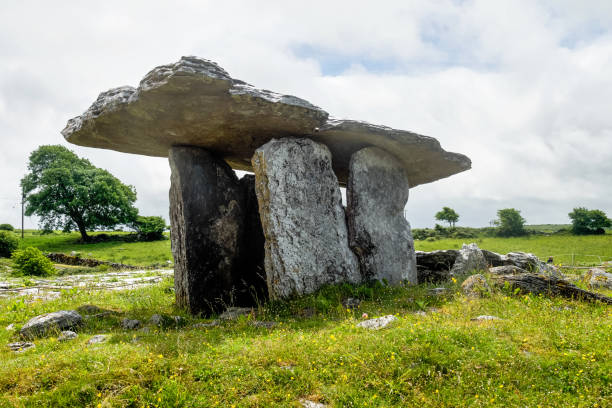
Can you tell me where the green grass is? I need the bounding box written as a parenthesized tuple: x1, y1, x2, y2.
(0, 277, 610, 407)
(415, 234, 612, 267)
(14, 231, 172, 267)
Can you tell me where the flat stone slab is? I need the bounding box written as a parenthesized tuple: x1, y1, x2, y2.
(62, 56, 470, 187)
(356, 315, 398, 330)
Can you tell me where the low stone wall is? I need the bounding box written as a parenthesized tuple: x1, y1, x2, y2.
(45, 253, 139, 270)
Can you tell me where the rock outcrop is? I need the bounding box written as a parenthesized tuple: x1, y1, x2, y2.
(252, 138, 360, 299)
(20, 310, 82, 339)
(583, 268, 612, 289)
(347, 147, 417, 285)
(461, 274, 491, 297)
(416, 250, 458, 283)
(451, 243, 487, 275)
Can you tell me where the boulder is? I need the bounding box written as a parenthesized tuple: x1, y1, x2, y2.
(20, 310, 82, 339)
(583, 268, 612, 289)
(58, 330, 78, 341)
(451, 243, 487, 275)
(346, 147, 417, 285)
(416, 250, 458, 283)
(488, 265, 528, 275)
(121, 318, 141, 330)
(356, 315, 398, 330)
(252, 138, 360, 299)
(461, 274, 490, 297)
(62, 56, 471, 187)
(169, 146, 245, 315)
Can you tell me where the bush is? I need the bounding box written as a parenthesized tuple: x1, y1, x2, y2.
(11, 247, 56, 276)
(133, 216, 167, 241)
(495, 208, 527, 237)
(0, 231, 18, 258)
(568, 207, 611, 235)
(0, 223, 14, 231)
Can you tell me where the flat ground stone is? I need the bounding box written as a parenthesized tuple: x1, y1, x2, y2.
(169, 146, 245, 315)
(20, 310, 82, 339)
(121, 318, 141, 330)
(347, 147, 417, 285)
(252, 138, 360, 299)
(58, 330, 78, 341)
(219, 307, 252, 320)
(584, 268, 612, 289)
(489, 265, 529, 275)
(87, 334, 108, 344)
(471, 315, 501, 321)
(62, 56, 470, 187)
(357, 315, 398, 330)
(299, 399, 328, 408)
(8, 342, 35, 352)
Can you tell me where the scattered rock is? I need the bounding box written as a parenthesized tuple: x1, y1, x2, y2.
(76, 305, 115, 316)
(414, 311, 427, 316)
(219, 307, 252, 320)
(5, 323, 15, 331)
(192, 321, 220, 329)
(347, 147, 417, 285)
(428, 287, 448, 296)
(415, 250, 458, 283)
(299, 399, 328, 408)
(252, 138, 360, 299)
(58, 330, 77, 341)
(341, 298, 361, 310)
(252, 321, 278, 329)
(87, 334, 108, 344)
(471, 315, 501, 321)
(451, 243, 487, 275)
(461, 274, 490, 297)
(7, 342, 35, 352)
(356, 315, 398, 330)
(583, 268, 612, 289)
(20, 310, 82, 339)
(149, 314, 179, 328)
(121, 318, 141, 330)
(488, 265, 528, 275)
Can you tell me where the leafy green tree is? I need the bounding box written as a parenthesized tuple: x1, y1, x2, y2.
(133, 216, 167, 241)
(0, 231, 18, 258)
(0, 224, 14, 231)
(568, 207, 611, 235)
(21, 145, 138, 241)
(494, 208, 526, 237)
(435, 207, 459, 228)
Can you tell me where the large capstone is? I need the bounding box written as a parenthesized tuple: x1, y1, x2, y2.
(252, 138, 360, 299)
(169, 146, 246, 315)
(347, 147, 417, 285)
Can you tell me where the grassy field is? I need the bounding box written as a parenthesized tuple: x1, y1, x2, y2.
(14, 231, 172, 267)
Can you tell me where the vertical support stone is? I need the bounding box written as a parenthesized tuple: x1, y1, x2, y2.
(252, 138, 360, 299)
(347, 147, 417, 285)
(169, 146, 245, 315)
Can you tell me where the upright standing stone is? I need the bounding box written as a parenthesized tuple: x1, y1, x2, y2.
(252, 138, 360, 299)
(169, 146, 245, 315)
(347, 147, 417, 285)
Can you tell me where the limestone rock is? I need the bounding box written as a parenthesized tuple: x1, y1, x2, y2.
(219, 307, 252, 320)
(8, 342, 35, 352)
(20, 310, 82, 339)
(347, 147, 417, 285)
(192, 321, 219, 329)
(121, 318, 141, 330)
(251, 321, 278, 329)
(488, 265, 528, 275)
(87, 335, 108, 344)
(584, 268, 612, 289)
(451, 243, 487, 275)
(299, 399, 328, 408)
(461, 274, 490, 297)
(356, 315, 398, 330)
(429, 287, 449, 296)
(341, 298, 361, 310)
(471, 315, 501, 321)
(416, 250, 458, 283)
(169, 146, 245, 315)
(63, 56, 470, 187)
(58, 330, 78, 341)
(252, 138, 360, 299)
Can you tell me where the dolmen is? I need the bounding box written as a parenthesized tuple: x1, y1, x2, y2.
(62, 56, 471, 315)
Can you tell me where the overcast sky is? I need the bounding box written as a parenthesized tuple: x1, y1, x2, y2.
(1, 0, 611, 229)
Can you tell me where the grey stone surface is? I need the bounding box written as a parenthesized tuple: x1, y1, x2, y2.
(347, 147, 417, 285)
(8, 342, 35, 352)
(451, 243, 487, 275)
(488, 265, 529, 275)
(356, 315, 398, 330)
(20, 310, 82, 339)
(87, 334, 108, 344)
(341, 298, 361, 310)
(169, 146, 245, 315)
(251, 321, 278, 328)
(583, 268, 612, 289)
(416, 250, 459, 283)
(299, 399, 328, 408)
(461, 274, 491, 297)
(429, 287, 449, 296)
(121, 318, 141, 330)
(192, 321, 219, 329)
(252, 138, 360, 299)
(219, 307, 252, 320)
(58, 330, 78, 341)
(63, 56, 470, 187)
(471, 315, 501, 321)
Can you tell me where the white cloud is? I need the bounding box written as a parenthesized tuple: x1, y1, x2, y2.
(0, 0, 610, 229)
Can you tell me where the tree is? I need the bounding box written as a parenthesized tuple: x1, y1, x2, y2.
(21, 145, 138, 241)
(568, 207, 611, 235)
(435, 207, 459, 228)
(133, 216, 167, 241)
(494, 208, 526, 237)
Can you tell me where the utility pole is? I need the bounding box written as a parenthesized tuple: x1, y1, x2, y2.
(21, 185, 24, 239)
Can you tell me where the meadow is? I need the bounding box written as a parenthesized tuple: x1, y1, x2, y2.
(0, 230, 609, 407)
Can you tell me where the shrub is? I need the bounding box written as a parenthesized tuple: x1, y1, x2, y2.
(133, 216, 167, 241)
(494, 208, 527, 237)
(0, 231, 18, 258)
(568, 207, 611, 235)
(0, 223, 14, 231)
(11, 247, 56, 276)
